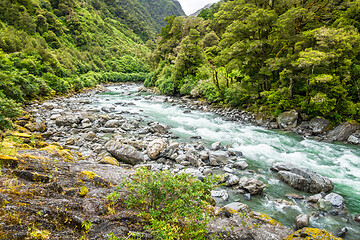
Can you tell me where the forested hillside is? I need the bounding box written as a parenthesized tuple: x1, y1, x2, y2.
(0, 0, 184, 130)
(148, 0, 360, 125)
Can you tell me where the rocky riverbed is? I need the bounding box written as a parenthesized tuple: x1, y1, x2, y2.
(1, 83, 358, 239)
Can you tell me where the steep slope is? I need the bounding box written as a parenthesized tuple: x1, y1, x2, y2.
(0, 0, 184, 130)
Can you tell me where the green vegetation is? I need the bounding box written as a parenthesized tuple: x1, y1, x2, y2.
(122, 167, 218, 240)
(150, 0, 360, 124)
(0, 0, 184, 130)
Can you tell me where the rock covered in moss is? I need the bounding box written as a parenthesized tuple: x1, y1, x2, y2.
(284, 227, 342, 240)
(99, 156, 120, 166)
(277, 110, 298, 129)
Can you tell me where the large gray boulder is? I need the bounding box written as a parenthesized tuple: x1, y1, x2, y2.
(105, 140, 144, 165)
(209, 151, 230, 166)
(295, 214, 310, 230)
(327, 122, 359, 142)
(147, 139, 167, 160)
(309, 117, 330, 134)
(324, 193, 344, 208)
(277, 110, 298, 129)
(238, 177, 266, 195)
(272, 163, 333, 193)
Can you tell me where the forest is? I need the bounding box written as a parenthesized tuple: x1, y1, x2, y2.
(0, 0, 183, 130)
(148, 0, 360, 126)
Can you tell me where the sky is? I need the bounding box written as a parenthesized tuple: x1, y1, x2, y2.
(177, 0, 220, 16)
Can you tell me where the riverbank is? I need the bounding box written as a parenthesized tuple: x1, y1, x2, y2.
(0, 83, 356, 239)
(139, 87, 360, 146)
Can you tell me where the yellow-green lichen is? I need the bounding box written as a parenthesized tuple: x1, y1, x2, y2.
(251, 212, 283, 226)
(285, 227, 342, 240)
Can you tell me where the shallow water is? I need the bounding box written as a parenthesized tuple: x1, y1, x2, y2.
(89, 85, 360, 238)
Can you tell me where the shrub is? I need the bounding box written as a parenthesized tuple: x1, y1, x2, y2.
(124, 167, 218, 240)
(0, 92, 22, 130)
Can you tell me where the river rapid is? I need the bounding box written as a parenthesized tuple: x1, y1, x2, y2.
(86, 84, 360, 239)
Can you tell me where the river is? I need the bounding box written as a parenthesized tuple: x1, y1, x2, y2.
(87, 84, 360, 239)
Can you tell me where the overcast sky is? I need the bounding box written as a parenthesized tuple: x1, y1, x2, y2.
(177, 0, 220, 16)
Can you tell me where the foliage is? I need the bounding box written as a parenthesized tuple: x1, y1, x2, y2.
(0, 0, 183, 129)
(150, 0, 360, 123)
(124, 167, 219, 240)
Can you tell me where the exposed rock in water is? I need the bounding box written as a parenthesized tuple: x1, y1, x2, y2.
(324, 192, 345, 209)
(237, 177, 266, 195)
(295, 214, 310, 230)
(211, 190, 229, 201)
(309, 117, 330, 134)
(327, 122, 359, 142)
(55, 115, 81, 127)
(272, 163, 334, 193)
(147, 139, 168, 160)
(277, 110, 298, 129)
(105, 140, 144, 165)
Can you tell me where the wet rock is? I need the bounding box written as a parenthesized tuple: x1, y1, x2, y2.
(179, 168, 204, 180)
(285, 193, 304, 200)
(210, 142, 221, 151)
(233, 161, 248, 170)
(273, 163, 333, 193)
(238, 177, 266, 195)
(225, 174, 240, 186)
(354, 214, 360, 222)
(277, 110, 298, 129)
(0, 154, 19, 168)
(309, 117, 330, 134)
(105, 140, 144, 165)
(306, 193, 322, 203)
(327, 122, 359, 142)
(209, 151, 230, 166)
(149, 123, 168, 134)
(324, 193, 344, 208)
(84, 131, 97, 141)
(147, 139, 167, 160)
(101, 106, 116, 113)
(316, 199, 332, 211)
(295, 214, 310, 230)
(55, 115, 81, 127)
(243, 193, 251, 201)
(211, 190, 229, 201)
(336, 227, 348, 238)
(347, 130, 360, 144)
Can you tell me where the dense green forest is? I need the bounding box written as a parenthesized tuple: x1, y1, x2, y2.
(0, 0, 184, 130)
(148, 0, 360, 125)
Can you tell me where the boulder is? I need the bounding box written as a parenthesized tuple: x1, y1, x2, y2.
(327, 122, 359, 142)
(209, 151, 230, 166)
(238, 177, 266, 195)
(309, 117, 330, 134)
(105, 140, 144, 165)
(316, 199, 332, 211)
(273, 163, 334, 193)
(211, 190, 229, 201)
(225, 174, 240, 186)
(324, 193, 344, 208)
(277, 110, 298, 129)
(99, 156, 120, 166)
(354, 214, 360, 222)
(147, 139, 168, 160)
(285, 228, 342, 240)
(223, 202, 251, 214)
(295, 214, 309, 230)
(233, 161, 248, 170)
(55, 115, 81, 127)
(347, 130, 360, 144)
(210, 142, 221, 151)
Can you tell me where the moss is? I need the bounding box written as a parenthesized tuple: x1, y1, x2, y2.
(12, 132, 32, 138)
(285, 227, 342, 240)
(251, 212, 283, 226)
(0, 154, 18, 168)
(40, 144, 74, 161)
(99, 156, 120, 166)
(81, 171, 96, 179)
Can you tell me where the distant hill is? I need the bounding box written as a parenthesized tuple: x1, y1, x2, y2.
(189, 3, 214, 17)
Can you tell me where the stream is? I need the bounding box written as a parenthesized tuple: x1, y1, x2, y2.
(86, 84, 360, 239)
